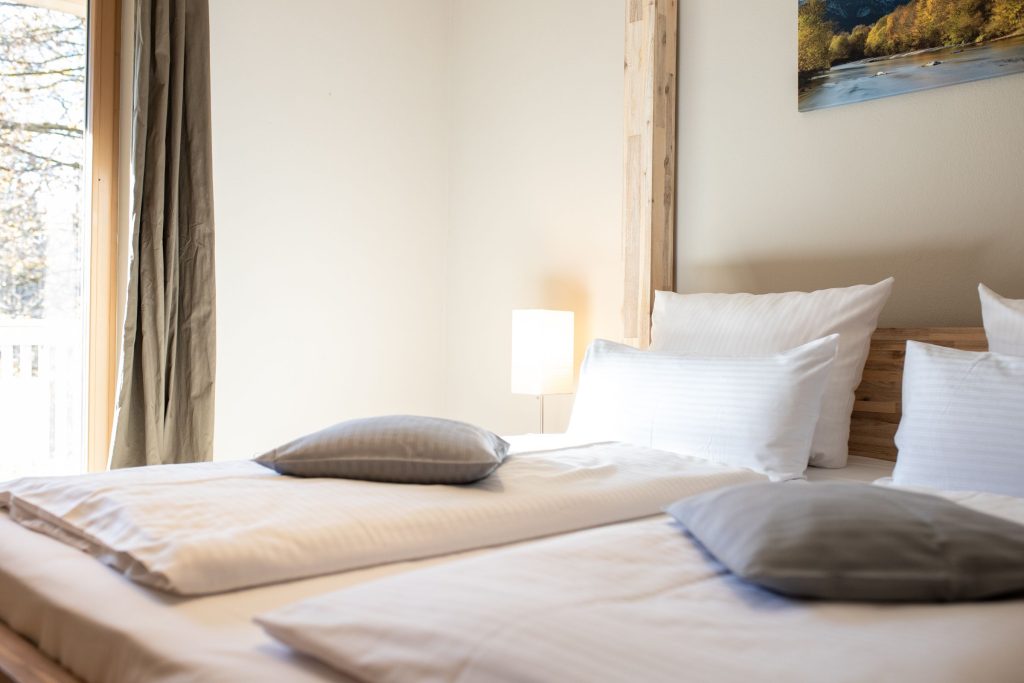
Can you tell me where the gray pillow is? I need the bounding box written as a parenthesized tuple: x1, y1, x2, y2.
(666, 482, 1024, 602)
(255, 415, 510, 484)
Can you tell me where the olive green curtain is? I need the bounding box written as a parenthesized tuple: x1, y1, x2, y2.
(110, 0, 215, 468)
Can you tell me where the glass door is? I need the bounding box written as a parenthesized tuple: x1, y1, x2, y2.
(0, 0, 88, 478)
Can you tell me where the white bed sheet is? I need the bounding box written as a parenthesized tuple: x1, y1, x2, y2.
(0, 510, 504, 683)
(258, 486, 1024, 683)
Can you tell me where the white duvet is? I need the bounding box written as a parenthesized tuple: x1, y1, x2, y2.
(258, 486, 1024, 683)
(0, 439, 762, 595)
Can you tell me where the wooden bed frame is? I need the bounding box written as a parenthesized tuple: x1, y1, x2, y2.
(0, 624, 76, 683)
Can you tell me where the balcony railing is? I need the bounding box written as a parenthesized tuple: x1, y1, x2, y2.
(0, 319, 85, 480)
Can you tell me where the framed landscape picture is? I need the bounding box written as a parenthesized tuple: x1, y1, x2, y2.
(798, 0, 1024, 112)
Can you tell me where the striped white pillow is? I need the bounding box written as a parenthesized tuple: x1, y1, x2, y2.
(893, 342, 1024, 498)
(651, 279, 893, 469)
(979, 284, 1024, 357)
(566, 336, 839, 481)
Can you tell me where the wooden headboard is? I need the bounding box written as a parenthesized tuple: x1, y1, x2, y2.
(849, 327, 988, 461)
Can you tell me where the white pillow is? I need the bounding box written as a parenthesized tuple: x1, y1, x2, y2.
(566, 335, 839, 481)
(893, 342, 1024, 498)
(651, 278, 893, 468)
(979, 284, 1024, 356)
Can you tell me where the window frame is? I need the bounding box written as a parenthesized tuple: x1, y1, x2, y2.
(85, 0, 120, 472)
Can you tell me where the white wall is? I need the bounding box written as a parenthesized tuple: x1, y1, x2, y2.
(210, 0, 628, 449)
(677, 0, 1024, 326)
(210, 0, 452, 457)
(443, 0, 625, 435)
(211, 0, 1021, 451)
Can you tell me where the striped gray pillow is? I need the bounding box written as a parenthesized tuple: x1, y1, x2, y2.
(667, 482, 1024, 602)
(255, 416, 510, 484)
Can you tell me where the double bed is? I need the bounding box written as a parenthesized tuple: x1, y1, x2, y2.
(0, 456, 893, 683)
(0, 437, 764, 683)
(4, 327, 1016, 683)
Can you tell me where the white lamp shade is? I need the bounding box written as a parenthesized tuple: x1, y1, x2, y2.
(511, 309, 574, 396)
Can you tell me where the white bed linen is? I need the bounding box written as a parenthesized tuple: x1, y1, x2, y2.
(804, 454, 894, 482)
(893, 341, 1024, 497)
(0, 511, 490, 683)
(0, 439, 762, 594)
(566, 335, 839, 480)
(0, 449, 897, 683)
(259, 485, 1024, 683)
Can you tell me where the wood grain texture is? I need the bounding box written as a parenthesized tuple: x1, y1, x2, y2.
(849, 327, 988, 461)
(86, 0, 121, 473)
(622, 0, 677, 348)
(0, 622, 79, 683)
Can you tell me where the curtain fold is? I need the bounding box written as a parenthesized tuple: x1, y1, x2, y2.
(110, 0, 215, 468)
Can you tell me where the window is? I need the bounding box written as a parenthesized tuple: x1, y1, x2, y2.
(0, 0, 118, 479)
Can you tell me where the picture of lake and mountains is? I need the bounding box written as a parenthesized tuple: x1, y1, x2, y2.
(799, 0, 1024, 111)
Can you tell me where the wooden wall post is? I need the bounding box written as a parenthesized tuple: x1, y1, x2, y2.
(622, 0, 677, 348)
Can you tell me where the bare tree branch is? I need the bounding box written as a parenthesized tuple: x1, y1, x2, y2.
(0, 141, 81, 169)
(1, 1, 87, 318)
(0, 67, 83, 77)
(0, 118, 83, 138)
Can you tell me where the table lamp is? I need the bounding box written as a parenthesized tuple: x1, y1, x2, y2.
(511, 309, 574, 433)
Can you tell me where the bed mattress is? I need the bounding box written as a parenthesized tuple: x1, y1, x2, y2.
(0, 448, 895, 682)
